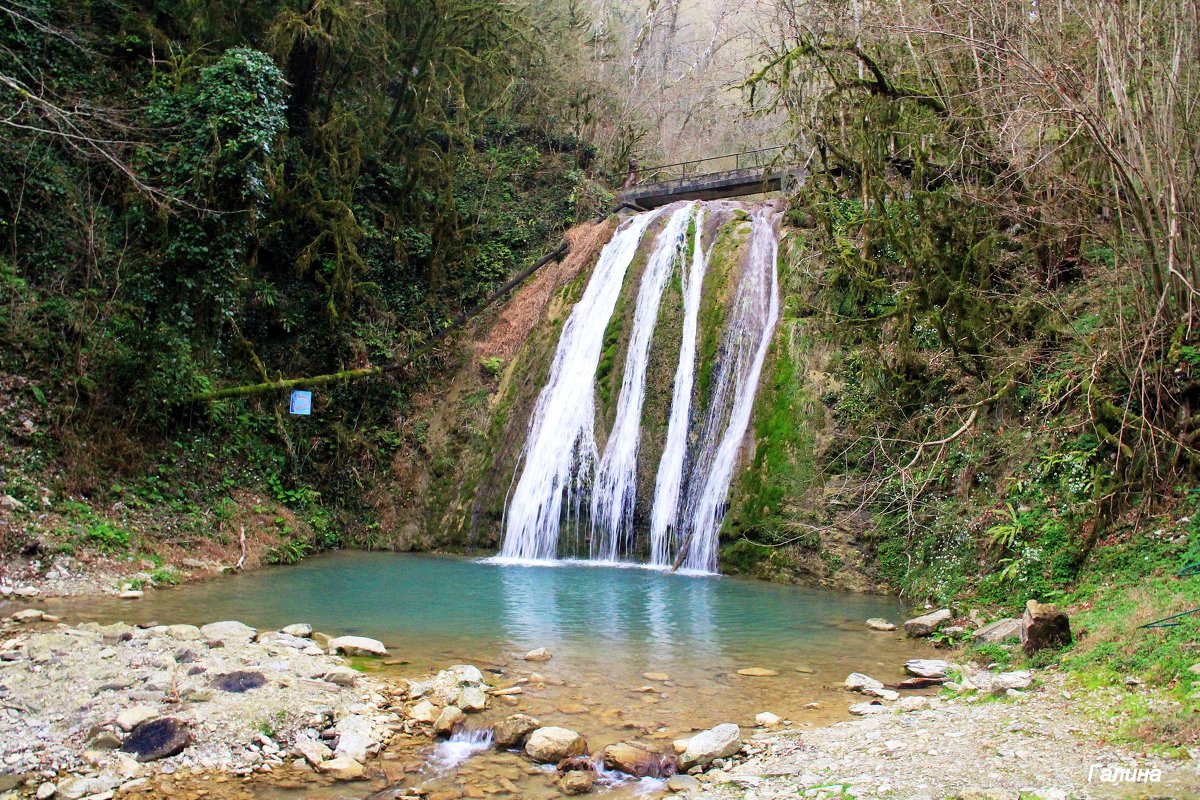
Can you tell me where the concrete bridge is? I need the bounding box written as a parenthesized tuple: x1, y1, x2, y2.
(616, 146, 798, 209)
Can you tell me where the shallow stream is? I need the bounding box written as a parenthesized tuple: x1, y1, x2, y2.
(42, 553, 936, 798)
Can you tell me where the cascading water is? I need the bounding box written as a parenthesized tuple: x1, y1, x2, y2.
(499, 211, 660, 562)
(499, 200, 780, 573)
(590, 203, 694, 561)
(674, 208, 780, 573)
(648, 206, 708, 566)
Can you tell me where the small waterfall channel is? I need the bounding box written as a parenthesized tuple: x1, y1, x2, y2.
(499, 201, 780, 573)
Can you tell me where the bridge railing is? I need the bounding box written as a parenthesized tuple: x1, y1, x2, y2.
(629, 145, 785, 184)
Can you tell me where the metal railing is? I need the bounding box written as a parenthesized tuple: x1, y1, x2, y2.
(628, 145, 786, 184)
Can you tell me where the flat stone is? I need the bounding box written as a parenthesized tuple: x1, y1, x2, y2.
(994, 670, 1033, 690)
(164, 625, 202, 640)
(667, 774, 701, 792)
(316, 756, 366, 781)
(328, 635, 388, 656)
(523, 647, 553, 662)
(904, 608, 952, 637)
(120, 717, 190, 762)
(643, 672, 670, 681)
(323, 666, 359, 687)
(116, 706, 159, 732)
(211, 670, 267, 693)
(559, 703, 589, 714)
(865, 617, 896, 631)
(57, 777, 120, 800)
(12, 608, 44, 623)
(898, 696, 929, 712)
(15, 586, 39, 597)
(794, 665, 814, 674)
(736, 667, 778, 677)
(87, 730, 124, 750)
(905, 659, 951, 678)
(118, 591, 144, 599)
(755, 711, 781, 727)
(848, 701, 889, 716)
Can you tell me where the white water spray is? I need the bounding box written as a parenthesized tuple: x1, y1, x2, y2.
(500, 211, 660, 561)
(590, 203, 694, 561)
(676, 208, 780, 573)
(648, 207, 708, 566)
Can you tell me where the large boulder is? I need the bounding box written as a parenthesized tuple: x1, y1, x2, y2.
(865, 618, 896, 631)
(199, 620, 256, 643)
(972, 618, 1021, 644)
(493, 714, 541, 748)
(903, 609, 952, 637)
(678, 723, 741, 770)
(327, 635, 388, 656)
(1020, 600, 1072, 655)
(120, 717, 190, 762)
(211, 671, 267, 693)
(602, 741, 674, 778)
(525, 726, 587, 763)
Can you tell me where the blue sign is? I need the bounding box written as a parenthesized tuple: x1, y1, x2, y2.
(289, 390, 312, 416)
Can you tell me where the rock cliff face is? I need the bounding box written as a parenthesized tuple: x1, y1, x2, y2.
(376, 200, 819, 574)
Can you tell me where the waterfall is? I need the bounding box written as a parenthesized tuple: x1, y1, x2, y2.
(675, 208, 780, 573)
(648, 207, 708, 566)
(499, 210, 661, 562)
(498, 201, 780, 573)
(590, 203, 694, 561)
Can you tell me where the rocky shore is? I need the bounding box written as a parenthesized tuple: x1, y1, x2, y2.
(0, 612, 402, 798)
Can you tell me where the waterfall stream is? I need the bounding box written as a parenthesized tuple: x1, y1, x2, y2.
(499, 201, 780, 572)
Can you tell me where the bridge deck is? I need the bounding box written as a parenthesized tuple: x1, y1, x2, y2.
(617, 166, 785, 209)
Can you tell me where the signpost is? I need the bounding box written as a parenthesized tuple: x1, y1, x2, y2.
(289, 390, 312, 416)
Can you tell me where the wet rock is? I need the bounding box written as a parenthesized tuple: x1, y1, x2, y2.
(119, 590, 144, 599)
(523, 647, 553, 662)
(212, 670, 268, 693)
(458, 686, 488, 712)
(281, 623, 313, 638)
(736, 667, 779, 677)
(116, 706, 159, 731)
(316, 756, 366, 780)
(863, 687, 899, 701)
(865, 618, 896, 631)
(667, 774, 701, 792)
(1020, 600, 1072, 656)
(678, 723, 741, 770)
(493, 713, 541, 748)
(905, 659, 951, 678)
(323, 666, 360, 687)
(200, 620, 256, 642)
(559, 769, 596, 795)
(897, 676, 946, 689)
(12, 608, 44, 623)
(120, 717, 190, 762)
(559, 703, 589, 714)
(755, 712, 781, 727)
(525, 726, 587, 763)
(409, 699, 439, 724)
(603, 741, 675, 778)
(969, 618, 1017, 642)
(434, 705, 465, 734)
(643, 672, 670, 681)
(794, 665, 814, 674)
(844, 673, 884, 692)
(328, 635, 388, 656)
(904, 608, 952, 637)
